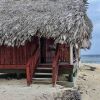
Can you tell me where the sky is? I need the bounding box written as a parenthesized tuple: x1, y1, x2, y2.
(81, 0, 100, 55)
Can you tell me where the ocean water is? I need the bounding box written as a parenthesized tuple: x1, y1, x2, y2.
(81, 55, 100, 64)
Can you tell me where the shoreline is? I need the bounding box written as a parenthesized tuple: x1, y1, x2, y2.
(79, 62, 100, 69)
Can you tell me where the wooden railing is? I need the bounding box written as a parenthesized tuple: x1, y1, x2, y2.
(26, 47, 40, 86)
(52, 48, 60, 87)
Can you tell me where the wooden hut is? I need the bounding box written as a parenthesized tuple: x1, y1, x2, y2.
(0, 0, 92, 86)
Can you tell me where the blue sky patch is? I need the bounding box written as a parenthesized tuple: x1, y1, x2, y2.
(81, 0, 100, 55)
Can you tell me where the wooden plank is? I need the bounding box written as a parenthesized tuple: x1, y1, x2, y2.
(19, 46, 22, 64)
(1, 46, 3, 64)
(3, 46, 5, 65)
(22, 46, 25, 64)
(10, 46, 13, 64)
(24, 45, 26, 64)
(16, 47, 18, 65)
(0, 36, 38, 69)
(0, 46, 1, 64)
(2, 46, 5, 64)
(59, 63, 73, 69)
(6, 47, 8, 64)
(13, 47, 16, 65)
(7, 46, 9, 64)
(0, 65, 26, 69)
(18, 46, 21, 65)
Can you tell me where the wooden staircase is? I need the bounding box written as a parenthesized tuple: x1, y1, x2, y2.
(31, 44, 60, 86)
(32, 63, 52, 83)
(26, 43, 74, 86)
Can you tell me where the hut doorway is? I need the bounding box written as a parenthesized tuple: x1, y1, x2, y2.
(40, 37, 55, 64)
(40, 37, 46, 63)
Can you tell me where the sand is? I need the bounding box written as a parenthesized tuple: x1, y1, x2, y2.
(0, 80, 68, 100)
(0, 79, 81, 100)
(76, 63, 100, 100)
(0, 63, 100, 100)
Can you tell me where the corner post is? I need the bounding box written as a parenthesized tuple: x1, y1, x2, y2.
(70, 45, 73, 65)
(69, 45, 74, 82)
(26, 65, 31, 86)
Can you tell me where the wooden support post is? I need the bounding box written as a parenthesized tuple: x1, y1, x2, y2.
(69, 45, 74, 82)
(70, 45, 73, 65)
(26, 65, 31, 86)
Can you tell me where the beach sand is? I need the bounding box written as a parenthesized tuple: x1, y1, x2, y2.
(0, 79, 80, 100)
(76, 63, 100, 100)
(0, 63, 100, 100)
(0, 79, 72, 100)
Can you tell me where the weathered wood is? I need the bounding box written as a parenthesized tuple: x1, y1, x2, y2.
(26, 64, 31, 86)
(59, 63, 73, 69)
(0, 36, 39, 86)
(0, 36, 38, 65)
(58, 44, 70, 63)
(0, 36, 75, 86)
(52, 45, 60, 87)
(0, 65, 26, 69)
(70, 45, 73, 64)
(52, 43, 74, 86)
(26, 47, 40, 85)
(46, 38, 55, 63)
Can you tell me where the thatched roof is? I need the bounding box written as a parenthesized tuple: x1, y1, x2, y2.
(0, 0, 92, 47)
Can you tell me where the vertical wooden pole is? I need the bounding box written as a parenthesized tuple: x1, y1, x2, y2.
(26, 65, 31, 86)
(70, 45, 73, 64)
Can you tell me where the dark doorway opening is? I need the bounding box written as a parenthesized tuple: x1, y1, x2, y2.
(40, 37, 46, 63)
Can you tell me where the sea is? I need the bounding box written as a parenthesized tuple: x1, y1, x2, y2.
(81, 55, 100, 64)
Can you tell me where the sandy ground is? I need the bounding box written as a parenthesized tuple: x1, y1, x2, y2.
(0, 79, 69, 100)
(0, 63, 100, 100)
(0, 79, 80, 100)
(76, 63, 100, 100)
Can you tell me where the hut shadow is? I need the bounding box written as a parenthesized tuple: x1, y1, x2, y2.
(0, 73, 26, 79)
